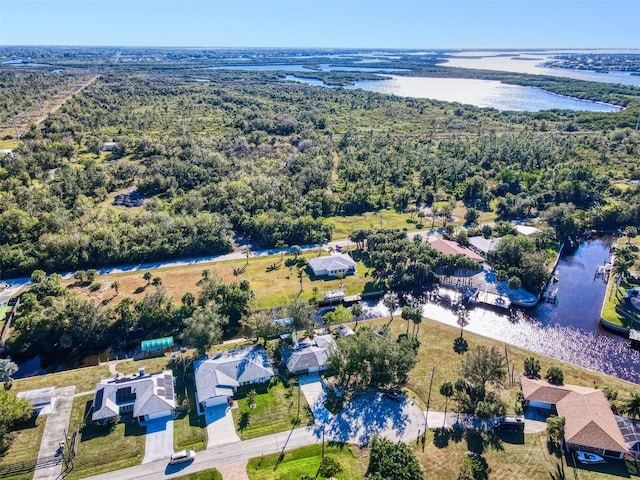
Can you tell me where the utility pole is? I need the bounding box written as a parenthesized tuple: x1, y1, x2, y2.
(423, 366, 435, 451)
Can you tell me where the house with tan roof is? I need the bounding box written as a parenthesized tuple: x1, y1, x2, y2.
(521, 376, 633, 459)
(429, 238, 485, 263)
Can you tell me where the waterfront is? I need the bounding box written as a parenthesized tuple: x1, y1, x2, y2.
(364, 237, 640, 384)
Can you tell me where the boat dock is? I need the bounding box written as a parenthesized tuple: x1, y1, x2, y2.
(542, 287, 558, 304)
(629, 329, 640, 348)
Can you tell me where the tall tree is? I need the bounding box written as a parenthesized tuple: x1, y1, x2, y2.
(180, 306, 228, 356)
(439, 381, 454, 427)
(456, 306, 470, 338)
(366, 437, 424, 480)
(0, 358, 18, 387)
(459, 346, 506, 388)
(622, 391, 640, 419)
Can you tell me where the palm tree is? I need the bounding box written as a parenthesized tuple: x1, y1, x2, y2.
(243, 245, 251, 266)
(456, 306, 470, 338)
(152, 276, 163, 288)
(412, 314, 422, 338)
(143, 271, 152, 285)
(439, 381, 454, 427)
(111, 280, 120, 296)
(181, 292, 195, 308)
(622, 391, 640, 419)
(546, 415, 566, 446)
(383, 293, 399, 326)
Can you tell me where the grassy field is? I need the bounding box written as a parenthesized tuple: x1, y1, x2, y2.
(64, 394, 146, 480)
(173, 371, 208, 452)
(364, 317, 640, 414)
(11, 365, 111, 394)
(231, 379, 314, 441)
(68, 252, 380, 309)
(326, 209, 417, 238)
(246, 443, 367, 480)
(417, 429, 639, 480)
(0, 415, 46, 480)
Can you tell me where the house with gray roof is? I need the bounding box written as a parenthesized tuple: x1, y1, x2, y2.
(468, 236, 502, 256)
(92, 369, 175, 423)
(285, 334, 336, 376)
(194, 345, 274, 411)
(308, 253, 356, 277)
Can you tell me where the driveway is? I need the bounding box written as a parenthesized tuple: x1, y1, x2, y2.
(33, 386, 76, 480)
(299, 374, 333, 424)
(205, 405, 240, 448)
(142, 418, 174, 464)
(326, 391, 424, 445)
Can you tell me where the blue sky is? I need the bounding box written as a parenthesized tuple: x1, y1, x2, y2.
(1, 0, 638, 49)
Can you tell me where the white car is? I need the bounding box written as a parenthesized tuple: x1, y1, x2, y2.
(575, 451, 605, 464)
(169, 450, 196, 465)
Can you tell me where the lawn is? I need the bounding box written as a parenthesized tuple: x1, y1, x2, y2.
(246, 443, 366, 480)
(68, 251, 380, 309)
(172, 468, 223, 480)
(11, 365, 111, 395)
(64, 394, 146, 480)
(417, 429, 640, 480)
(326, 209, 418, 238)
(231, 379, 314, 440)
(0, 414, 46, 480)
(173, 371, 207, 452)
(600, 236, 640, 328)
(367, 317, 640, 415)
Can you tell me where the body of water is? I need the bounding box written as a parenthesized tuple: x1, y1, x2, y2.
(205, 63, 407, 73)
(287, 74, 621, 112)
(364, 237, 640, 384)
(443, 50, 640, 87)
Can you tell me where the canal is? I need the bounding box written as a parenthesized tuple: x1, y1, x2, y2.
(364, 236, 640, 384)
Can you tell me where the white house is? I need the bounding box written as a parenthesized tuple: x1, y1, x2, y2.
(194, 345, 274, 412)
(103, 142, 118, 151)
(92, 369, 175, 423)
(308, 253, 356, 277)
(468, 236, 502, 256)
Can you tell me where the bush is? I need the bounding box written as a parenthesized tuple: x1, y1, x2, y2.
(523, 357, 541, 378)
(508, 276, 522, 290)
(318, 455, 341, 478)
(545, 366, 564, 385)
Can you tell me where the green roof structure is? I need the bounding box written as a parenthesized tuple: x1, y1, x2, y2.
(141, 336, 174, 352)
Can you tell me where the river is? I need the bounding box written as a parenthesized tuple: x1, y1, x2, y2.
(364, 237, 640, 384)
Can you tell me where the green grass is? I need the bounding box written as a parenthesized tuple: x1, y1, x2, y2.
(418, 429, 639, 480)
(64, 394, 146, 480)
(231, 379, 314, 441)
(326, 209, 417, 238)
(11, 365, 111, 394)
(172, 468, 223, 480)
(247, 443, 366, 480)
(173, 371, 207, 452)
(0, 415, 46, 480)
(600, 236, 640, 328)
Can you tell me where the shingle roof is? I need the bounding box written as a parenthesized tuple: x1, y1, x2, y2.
(468, 236, 502, 255)
(286, 346, 330, 374)
(195, 345, 274, 403)
(308, 254, 356, 274)
(429, 238, 485, 262)
(92, 370, 175, 421)
(521, 376, 627, 453)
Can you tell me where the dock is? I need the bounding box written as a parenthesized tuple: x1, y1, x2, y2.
(475, 290, 511, 309)
(629, 329, 640, 349)
(542, 287, 558, 304)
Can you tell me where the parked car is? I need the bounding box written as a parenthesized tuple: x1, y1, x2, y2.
(382, 390, 404, 402)
(575, 451, 605, 464)
(169, 450, 196, 465)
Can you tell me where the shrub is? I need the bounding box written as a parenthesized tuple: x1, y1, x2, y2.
(545, 366, 564, 385)
(318, 455, 341, 478)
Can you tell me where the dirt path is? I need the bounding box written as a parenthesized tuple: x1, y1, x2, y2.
(0, 74, 99, 136)
(217, 461, 249, 480)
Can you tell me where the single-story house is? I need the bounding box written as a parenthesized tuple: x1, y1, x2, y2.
(92, 369, 175, 423)
(338, 325, 355, 337)
(103, 142, 118, 151)
(194, 345, 274, 411)
(308, 253, 356, 277)
(429, 238, 485, 263)
(17, 387, 55, 415)
(285, 334, 336, 376)
(468, 236, 502, 256)
(521, 376, 629, 459)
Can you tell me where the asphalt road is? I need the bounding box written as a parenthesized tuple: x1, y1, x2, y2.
(82, 426, 321, 480)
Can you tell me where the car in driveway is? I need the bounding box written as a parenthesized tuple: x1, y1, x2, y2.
(382, 390, 404, 402)
(169, 450, 196, 465)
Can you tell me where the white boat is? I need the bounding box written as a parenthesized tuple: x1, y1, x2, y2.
(575, 451, 605, 464)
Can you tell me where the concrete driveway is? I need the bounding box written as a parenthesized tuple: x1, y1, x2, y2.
(142, 418, 174, 464)
(205, 405, 240, 448)
(299, 374, 333, 424)
(325, 391, 424, 445)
